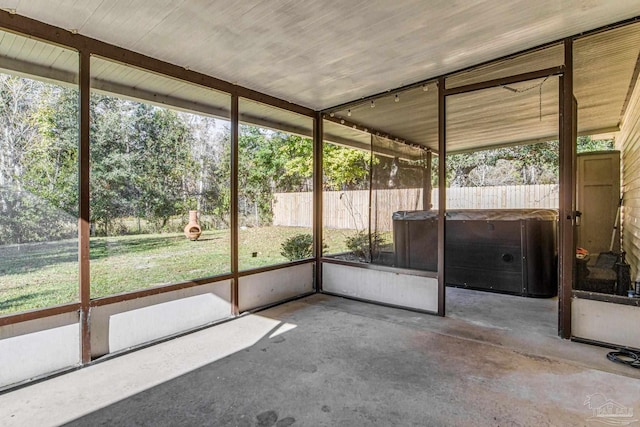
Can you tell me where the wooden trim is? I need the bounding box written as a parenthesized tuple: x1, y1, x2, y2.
(573, 290, 640, 307)
(424, 150, 433, 210)
(444, 66, 564, 96)
(230, 95, 239, 315)
(79, 49, 91, 363)
(321, 257, 438, 278)
(0, 10, 314, 117)
(323, 114, 425, 152)
(558, 38, 575, 339)
(571, 336, 640, 353)
(313, 112, 324, 292)
(237, 259, 315, 277)
(437, 77, 446, 317)
(89, 274, 234, 307)
(0, 303, 80, 327)
(570, 15, 640, 40)
(620, 50, 640, 121)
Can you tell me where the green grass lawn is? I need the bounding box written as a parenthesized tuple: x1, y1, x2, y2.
(0, 226, 360, 315)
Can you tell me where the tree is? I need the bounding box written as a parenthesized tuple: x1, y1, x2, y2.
(130, 103, 195, 229)
(323, 144, 371, 190)
(0, 75, 78, 244)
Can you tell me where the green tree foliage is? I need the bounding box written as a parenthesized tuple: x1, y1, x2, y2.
(0, 75, 78, 244)
(577, 135, 614, 153)
(323, 144, 371, 190)
(444, 136, 613, 187)
(236, 126, 314, 225)
(88, 96, 199, 234)
(25, 86, 79, 215)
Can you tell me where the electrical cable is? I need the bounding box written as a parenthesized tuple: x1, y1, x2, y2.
(607, 349, 640, 369)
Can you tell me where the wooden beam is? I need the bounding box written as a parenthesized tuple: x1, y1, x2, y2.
(558, 39, 575, 339)
(313, 112, 324, 292)
(78, 50, 91, 363)
(323, 114, 428, 153)
(424, 150, 433, 210)
(444, 66, 564, 97)
(231, 95, 239, 316)
(437, 77, 446, 317)
(0, 303, 80, 327)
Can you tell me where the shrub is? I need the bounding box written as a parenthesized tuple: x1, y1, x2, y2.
(345, 231, 384, 262)
(281, 233, 314, 260)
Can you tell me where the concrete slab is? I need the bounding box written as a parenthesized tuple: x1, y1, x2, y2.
(1, 294, 639, 427)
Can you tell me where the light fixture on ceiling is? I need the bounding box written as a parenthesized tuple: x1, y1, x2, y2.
(422, 84, 429, 92)
(370, 100, 375, 108)
(395, 94, 399, 103)
(347, 109, 352, 117)
(330, 112, 335, 117)
(340, 119, 345, 124)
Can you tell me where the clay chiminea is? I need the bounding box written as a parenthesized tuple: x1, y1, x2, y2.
(184, 210, 202, 241)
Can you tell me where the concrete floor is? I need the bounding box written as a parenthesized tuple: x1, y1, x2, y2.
(1, 292, 639, 426)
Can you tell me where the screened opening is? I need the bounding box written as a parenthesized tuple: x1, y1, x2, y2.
(238, 98, 313, 271)
(323, 83, 439, 273)
(89, 57, 232, 298)
(0, 30, 79, 315)
(445, 75, 560, 295)
(573, 22, 640, 297)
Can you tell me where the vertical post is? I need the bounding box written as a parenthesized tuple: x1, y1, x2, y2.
(79, 50, 91, 363)
(437, 77, 446, 317)
(558, 38, 575, 339)
(313, 112, 324, 291)
(424, 150, 433, 210)
(231, 95, 239, 315)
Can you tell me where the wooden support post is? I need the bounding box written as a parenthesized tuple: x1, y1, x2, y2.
(437, 78, 446, 317)
(79, 50, 91, 363)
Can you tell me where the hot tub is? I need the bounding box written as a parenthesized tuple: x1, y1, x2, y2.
(393, 209, 557, 297)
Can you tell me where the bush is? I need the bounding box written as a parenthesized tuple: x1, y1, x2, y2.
(345, 231, 384, 262)
(280, 233, 314, 260)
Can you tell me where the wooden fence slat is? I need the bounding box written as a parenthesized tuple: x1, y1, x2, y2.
(273, 185, 559, 230)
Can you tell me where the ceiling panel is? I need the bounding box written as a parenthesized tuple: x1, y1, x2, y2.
(446, 77, 560, 152)
(446, 44, 564, 89)
(9, 0, 640, 110)
(90, 56, 231, 119)
(574, 22, 640, 134)
(239, 97, 313, 137)
(326, 23, 640, 154)
(0, 28, 78, 84)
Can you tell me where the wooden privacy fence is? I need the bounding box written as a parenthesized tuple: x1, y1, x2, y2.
(273, 184, 559, 230)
